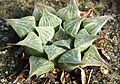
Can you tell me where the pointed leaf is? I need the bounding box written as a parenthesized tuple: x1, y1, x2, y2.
(58, 48, 81, 71)
(83, 16, 112, 35)
(52, 26, 69, 41)
(53, 39, 72, 49)
(63, 18, 85, 37)
(7, 16, 35, 38)
(29, 56, 54, 78)
(80, 45, 109, 68)
(39, 9, 62, 28)
(57, 0, 80, 20)
(35, 26, 55, 45)
(44, 45, 66, 61)
(16, 32, 43, 56)
(74, 29, 97, 52)
(59, 48, 81, 63)
(33, 3, 56, 21)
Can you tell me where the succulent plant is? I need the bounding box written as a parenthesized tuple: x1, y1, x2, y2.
(57, 0, 80, 20)
(7, 0, 112, 79)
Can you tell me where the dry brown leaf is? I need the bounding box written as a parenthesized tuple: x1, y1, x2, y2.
(87, 69, 93, 84)
(79, 68, 86, 84)
(80, 8, 94, 17)
(60, 70, 65, 84)
(13, 70, 29, 83)
(98, 48, 111, 60)
(95, 37, 112, 46)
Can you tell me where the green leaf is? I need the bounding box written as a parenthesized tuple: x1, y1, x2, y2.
(53, 39, 72, 49)
(52, 26, 69, 41)
(32, 3, 56, 21)
(39, 9, 62, 29)
(44, 45, 66, 61)
(58, 48, 81, 71)
(63, 18, 85, 37)
(35, 26, 55, 45)
(80, 45, 109, 68)
(74, 29, 97, 52)
(7, 16, 35, 38)
(83, 16, 112, 35)
(16, 32, 43, 56)
(57, 0, 80, 21)
(29, 56, 54, 78)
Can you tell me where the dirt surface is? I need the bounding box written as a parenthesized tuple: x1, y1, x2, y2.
(0, 0, 120, 84)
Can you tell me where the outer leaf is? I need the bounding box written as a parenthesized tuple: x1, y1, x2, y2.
(44, 45, 66, 61)
(35, 26, 55, 45)
(58, 48, 81, 71)
(57, 0, 80, 21)
(83, 16, 112, 35)
(52, 26, 69, 41)
(53, 39, 72, 49)
(16, 32, 43, 56)
(63, 18, 85, 37)
(29, 56, 54, 78)
(7, 16, 35, 38)
(74, 29, 97, 52)
(80, 45, 109, 68)
(39, 9, 62, 28)
(32, 3, 56, 21)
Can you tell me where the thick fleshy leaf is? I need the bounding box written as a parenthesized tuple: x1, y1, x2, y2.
(16, 32, 43, 56)
(80, 45, 109, 68)
(58, 48, 81, 71)
(52, 26, 69, 41)
(35, 26, 55, 45)
(32, 3, 56, 21)
(29, 56, 54, 78)
(7, 16, 35, 38)
(57, 0, 80, 21)
(39, 9, 62, 29)
(74, 29, 97, 52)
(53, 39, 72, 49)
(83, 16, 112, 35)
(44, 45, 66, 61)
(63, 18, 85, 37)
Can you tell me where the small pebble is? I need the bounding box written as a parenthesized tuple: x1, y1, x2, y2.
(101, 67, 109, 75)
(54, 81, 59, 84)
(12, 61, 15, 64)
(0, 51, 2, 54)
(8, 82, 12, 84)
(1, 50, 7, 54)
(5, 71, 8, 75)
(1, 79, 4, 83)
(102, 69, 109, 75)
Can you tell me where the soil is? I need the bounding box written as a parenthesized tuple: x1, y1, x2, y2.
(0, 0, 120, 84)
